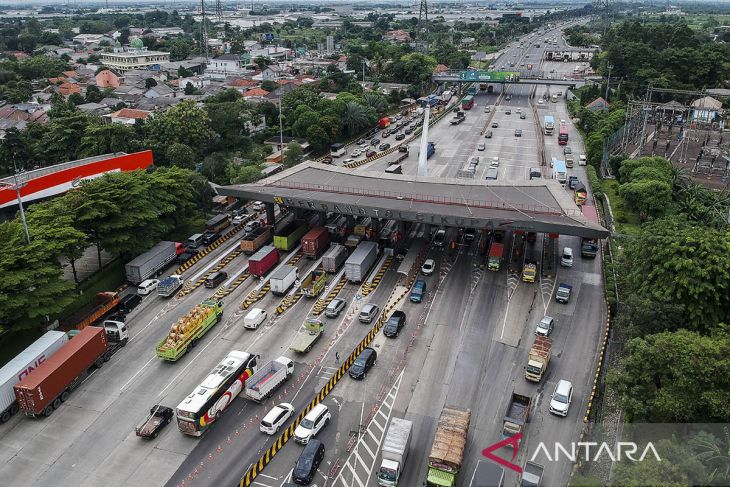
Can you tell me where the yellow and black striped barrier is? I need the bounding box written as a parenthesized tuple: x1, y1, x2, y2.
(174, 219, 251, 275)
(275, 290, 304, 315)
(177, 248, 244, 298)
(312, 275, 347, 315)
(361, 255, 393, 297)
(212, 272, 251, 299)
(241, 283, 270, 310)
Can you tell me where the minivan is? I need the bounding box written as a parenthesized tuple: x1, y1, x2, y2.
(186, 233, 204, 249)
(137, 279, 159, 296)
(560, 247, 573, 267)
(292, 439, 325, 484)
(118, 293, 142, 314)
(349, 347, 377, 380)
(294, 403, 330, 444)
(549, 379, 573, 416)
(410, 279, 427, 303)
(244, 308, 267, 329)
(358, 304, 380, 324)
(433, 229, 446, 247)
(205, 271, 228, 288)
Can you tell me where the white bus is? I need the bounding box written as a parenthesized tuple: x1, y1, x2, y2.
(176, 350, 259, 436)
(330, 143, 346, 158)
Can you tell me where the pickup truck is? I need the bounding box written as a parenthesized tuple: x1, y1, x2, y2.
(290, 319, 324, 353)
(157, 275, 184, 298)
(135, 405, 174, 439)
(502, 392, 531, 438)
(555, 283, 572, 303)
(521, 461, 545, 486)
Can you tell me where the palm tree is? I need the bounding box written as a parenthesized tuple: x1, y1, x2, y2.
(362, 93, 388, 114)
(341, 101, 370, 136)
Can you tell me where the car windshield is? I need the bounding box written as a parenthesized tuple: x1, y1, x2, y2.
(300, 418, 314, 429)
(555, 393, 569, 403)
(353, 358, 365, 368)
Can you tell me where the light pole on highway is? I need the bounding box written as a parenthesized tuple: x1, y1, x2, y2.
(278, 97, 284, 156)
(0, 163, 31, 244)
(361, 59, 366, 83)
(605, 63, 613, 102)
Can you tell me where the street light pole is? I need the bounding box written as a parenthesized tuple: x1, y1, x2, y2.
(605, 63, 613, 102)
(0, 164, 30, 244)
(278, 97, 284, 155)
(361, 60, 366, 83)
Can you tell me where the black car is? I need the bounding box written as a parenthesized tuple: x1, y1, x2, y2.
(370, 138, 380, 146)
(395, 133, 405, 141)
(135, 405, 174, 439)
(349, 347, 377, 379)
(383, 311, 406, 338)
(379, 143, 391, 151)
(118, 293, 142, 314)
(292, 439, 325, 485)
(202, 231, 220, 246)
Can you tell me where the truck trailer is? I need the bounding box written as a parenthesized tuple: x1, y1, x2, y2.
(248, 245, 279, 277)
(270, 265, 299, 296)
(322, 244, 348, 273)
(378, 418, 413, 486)
(273, 221, 308, 251)
(301, 226, 330, 258)
(240, 226, 272, 255)
(59, 291, 120, 332)
(156, 300, 223, 361)
(345, 241, 378, 283)
(244, 356, 294, 402)
(502, 392, 532, 438)
(0, 331, 68, 422)
(125, 241, 180, 284)
(427, 406, 471, 487)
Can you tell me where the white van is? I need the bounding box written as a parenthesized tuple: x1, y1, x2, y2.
(187, 233, 204, 249)
(244, 308, 267, 329)
(560, 247, 574, 267)
(137, 279, 159, 295)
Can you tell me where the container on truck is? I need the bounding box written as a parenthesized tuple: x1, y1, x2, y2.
(301, 226, 330, 258)
(290, 319, 324, 353)
(206, 213, 231, 233)
(345, 241, 378, 283)
(0, 331, 68, 423)
(521, 461, 545, 487)
(301, 269, 327, 298)
(487, 242, 504, 271)
(125, 241, 180, 284)
(427, 406, 471, 487)
(248, 245, 279, 277)
(273, 221, 309, 251)
(502, 392, 531, 438)
(59, 291, 120, 332)
(525, 336, 552, 382)
(245, 356, 294, 402)
(240, 226, 272, 255)
(135, 405, 173, 439)
(378, 417, 413, 486)
(156, 300, 223, 361)
(157, 275, 184, 298)
(14, 326, 109, 418)
(469, 460, 505, 487)
(555, 283, 572, 303)
(270, 265, 299, 296)
(522, 260, 537, 283)
(322, 244, 348, 273)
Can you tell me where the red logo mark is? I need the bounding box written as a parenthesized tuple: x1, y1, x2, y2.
(482, 433, 523, 474)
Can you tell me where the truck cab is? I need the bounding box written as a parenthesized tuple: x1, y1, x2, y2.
(103, 320, 129, 347)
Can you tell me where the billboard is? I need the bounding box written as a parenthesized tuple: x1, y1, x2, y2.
(459, 70, 520, 82)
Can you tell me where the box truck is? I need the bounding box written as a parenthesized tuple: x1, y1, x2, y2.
(248, 245, 280, 277)
(322, 244, 348, 273)
(270, 265, 299, 296)
(125, 241, 180, 284)
(345, 241, 378, 283)
(378, 418, 413, 486)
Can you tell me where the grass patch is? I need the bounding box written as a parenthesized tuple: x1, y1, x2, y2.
(57, 260, 126, 322)
(602, 179, 641, 234)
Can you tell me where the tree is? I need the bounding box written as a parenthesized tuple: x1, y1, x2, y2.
(254, 56, 272, 69)
(167, 38, 193, 61)
(201, 153, 230, 185)
(38, 112, 89, 164)
(188, 171, 214, 215)
(85, 84, 103, 103)
(362, 92, 388, 114)
(177, 65, 194, 78)
(231, 165, 263, 184)
(341, 101, 374, 136)
(145, 77, 158, 89)
(183, 83, 200, 95)
(618, 179, 672, 220)
(144, 100, 211, 161)
(80, 122, 136, 157)
(0, 127, 32, 174)
(305, 125, 331, 152)
(609, 330, 730, 423)
(283, 142, 304, 168)
(261, 79, 278, 92)
(166, 142, 196, 169)
(68, 92, 85, 106)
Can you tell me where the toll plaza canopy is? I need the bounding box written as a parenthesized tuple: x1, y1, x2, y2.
(217, 162, 609, 239)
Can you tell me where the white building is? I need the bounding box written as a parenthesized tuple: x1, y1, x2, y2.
(73, 33, 113, 46)
(326, 35, 334, 54)
(206, 54, 246, 80)
(100, 39, 170, 74)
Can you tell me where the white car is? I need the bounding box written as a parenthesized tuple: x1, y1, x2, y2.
(232, 214, 247, 225)
(490, 157, 500, 167)
(137, 279, 159, 295)
(535, 316, 554, 336)
(260, 403, 294, 435)
(351, 149, 362, 157)
(421, 258, 435, 276)
(294, 403, 331, 444)
(343, 158, 355, 165)
(549, 380, 573, 417)
(252, 201, 265, 212)
(537, 99, 544, 105)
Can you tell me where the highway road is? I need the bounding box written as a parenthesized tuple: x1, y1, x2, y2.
(0, 20, 603, 487)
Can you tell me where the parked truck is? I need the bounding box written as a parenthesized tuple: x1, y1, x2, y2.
(502, 392, 531, 439)
(206, 213, 231, 233)
(155, 300, 223, 361)
(555, 283, 572, 303)
(301, 269, 327, 298)
(427, 406, 471, 487)
(344, 233, 363, 250)
(14, 326, 110, 418)
(273, 221, 309, 251)
(0, 331, 68, 423)
(59, 291, 120, 332)
(345, 241, 378, 283)
(322, 244, 348, 273)
(487, 242, 504, 271)
(270, 265, 299, 296)
(469, 460, 505, 487)
(248, 245, 279, 277)
(521, 461, 545, 487)
(290, 319, 324, 353)
(240, 226, 272, 255)
(522, 260, 537, 283)
(378, 418, 413, 486)
(244, 356, 294, 402)
(125, 241, 181, 284)
(301, 226, 330, 258)
(157, 275, 184, 298)
(526, 336, 552, 382)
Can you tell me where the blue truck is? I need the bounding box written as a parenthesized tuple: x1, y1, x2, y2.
(426, 142, 436, 159)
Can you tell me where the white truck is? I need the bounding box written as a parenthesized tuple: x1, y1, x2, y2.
(270, 265, 299, 296)
(0, 331, 68, 423)
(521, 461, 545, 486)
(322, 244, 348, 273)
(157, 275, 184, 298)
(378, 418, 413, 486)
(125, 241, 179, 284)
(244, 356, 294, 402)
(345, 241, 378, 283)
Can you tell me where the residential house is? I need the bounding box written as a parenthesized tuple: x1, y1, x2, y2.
(265, 82, 298, 101)
(179, 76, 210, 91)
(434, 64, 449, 73)
(73, 34, 113, 46)
(206, 53, 246, 80)
(383, 30, 411, 43)
(587, 97, 610, 112)
(105, 108, 152, 125)
(57, 82, 81, 96)
(243, 88, 269, 99)
(113, 85, 145, 103)
(75, 102, 109, 115)
(98, 97, 125, 109)
(144, 83, 175, 98)
(691, 96, 722, 123)
(96, 69, 124, 88)
(261, 65, 288, 82)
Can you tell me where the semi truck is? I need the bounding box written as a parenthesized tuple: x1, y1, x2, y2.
(270, 265, 299, 296)
(427, 406, 471, 487)
(487, 242, 504, 271)
(522, 260, 537, 282)
(345, 241, 378, 283)
(521, 461, 545, 487)
(0, 331, 68, 423)
(301, 269, 327, 298)
(378, 418, 413, 486)
(240, 226, 272, 255)
(301, 226, 330, 258)
(525, 336, 552, 382)
(273, 221, 308, 251)
(322, 244, 348, 272)
(157, 275, 184, 298)
(245, 356, 293, 402)
(13, 326, 113, 418)
(59, 291, 120, 332)
(248, 245, 279, 277)
(555, 283, 572, 303)
(502, 392, 531, 438)
(469, 460, 505, 487)
(156, 300, 223, 361)
(125, 241, 181, 284)
(290, 319, 324, 353)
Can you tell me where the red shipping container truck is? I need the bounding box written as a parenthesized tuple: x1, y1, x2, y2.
(248, 245, 280, 277)
(301, 227, 330, 258)
(14, 326, 108, 418)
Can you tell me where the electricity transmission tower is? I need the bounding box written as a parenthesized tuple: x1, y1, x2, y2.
(215, 0, 223, 22)
(200, 0, 209, 62)
(417, 0, 429, 50)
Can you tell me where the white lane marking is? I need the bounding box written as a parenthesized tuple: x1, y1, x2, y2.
(119, 356, 155, 392)
(129, 314, 160, 341)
